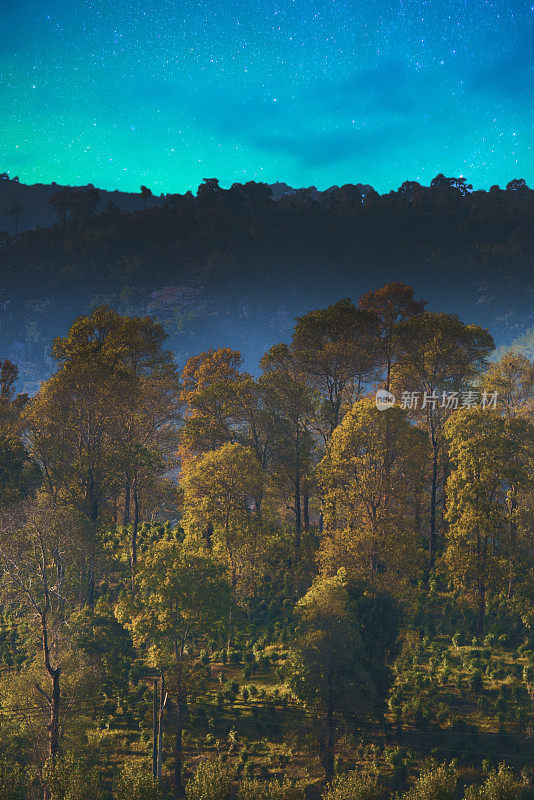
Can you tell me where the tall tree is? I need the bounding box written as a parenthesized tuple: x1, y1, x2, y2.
(288, 571, 400, 780)
(359, 282, 425, 390)
(181, 443, 263, 644)
(483, 352, 534, 596)
(290, 299, 381, 438)
(140, 185, 153, 211)
(444, 409, 534, 635)
(318, 399, 427, 589)
(261, 344, 316, 548)
(483, 351, 534, 421)
(25, 307, 180, 600)
(0, 503, 87, 779)
(179, 348, 250, 457)
(4, 201, 23, 235)
(393, 313, 494, 565)
(117, 541, 228, 796)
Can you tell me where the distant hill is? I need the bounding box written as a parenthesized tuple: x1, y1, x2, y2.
(0, 173, 372, 234)
(0, 171, 532, 393)
(0, 173, 170, 234)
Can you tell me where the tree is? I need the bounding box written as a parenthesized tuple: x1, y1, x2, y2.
(288, 571, 400, 780)
(393, 312, 494, 565)
(4, 201, 23, 235)
(118, 541, 229, 796)
(180, 348, 250, 457)
(0, 359, 39, 507)
(181, 443, 263, 642)
(0, 358, 28, 435)
(444, 410, 534, 635)
(0, 503, 87, 774)
(359, 282, 425, 390)
(483, 352, 534, 596)
(48, 188, 72, 225)
(140, 186, 153, 211)
(25, 307, 181, 600)
(290, 299, 382, 438)
(260, 345, 316, 547)
(483, 351, 534, 421)
(318, 399, 426, 589)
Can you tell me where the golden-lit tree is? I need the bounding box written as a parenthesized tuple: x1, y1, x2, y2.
(318, 399, 427, 590)
(444, 409, 534, 634)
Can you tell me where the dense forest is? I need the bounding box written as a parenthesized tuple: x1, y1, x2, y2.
(1, 284, 533, 800)
(0, 173, 533, 392)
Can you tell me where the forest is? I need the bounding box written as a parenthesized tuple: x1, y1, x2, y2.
(1, 172, 533, 395)
(0, 283, 533, 800)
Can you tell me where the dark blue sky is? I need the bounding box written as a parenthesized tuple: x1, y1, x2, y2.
(0, 0, 532, 192)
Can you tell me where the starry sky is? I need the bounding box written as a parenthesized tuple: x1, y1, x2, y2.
(0, 0, 532, 194)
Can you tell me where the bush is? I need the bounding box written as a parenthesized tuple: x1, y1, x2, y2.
(239, 778, 304, 800)
(470, 670, 484, 693)
(46, 755, 101, 800)
(115, 760, 163, 800)
(463, 763, 523, 799)
(0, 759, 25, 800)
(322, 770, 381, 800)
(401, 761, 457, 800)
(186, 757, 234, 800)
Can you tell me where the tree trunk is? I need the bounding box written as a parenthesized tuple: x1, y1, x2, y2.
(157, 673, 165, 779)
(48, 669, 60, 761)
(322, 667, 335, 781)
(303, 489, 310, 532)
(227, 565, 237, 650)
(476, 528, 487, 637)
(123, 479, 131, 527)
(508, 486, 518, 599)
(174, 697, 186, 797)
(40, 611, 61, 762)
(294, 476, 302, 552)
(476, 577, 486, 637)
(429, 439, 439, 567)
(204, 522, 213, 551)
(132, 476, 139, 568)
(152, 678, 159, 778)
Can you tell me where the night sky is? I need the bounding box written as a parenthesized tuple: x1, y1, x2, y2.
(1, 0, 533, 193)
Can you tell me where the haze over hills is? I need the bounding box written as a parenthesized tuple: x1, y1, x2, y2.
(0, 171, 533, 393)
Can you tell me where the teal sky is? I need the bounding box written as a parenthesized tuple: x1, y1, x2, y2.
(1, 0, 533, 193)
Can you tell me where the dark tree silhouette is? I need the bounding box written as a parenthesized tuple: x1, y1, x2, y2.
(140, 185, 153, 211)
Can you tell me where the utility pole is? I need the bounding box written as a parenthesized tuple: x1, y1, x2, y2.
(157, 671, 167, 780)
(152, 676, 159, 779)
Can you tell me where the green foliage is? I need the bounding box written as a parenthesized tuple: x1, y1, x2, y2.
(464, 764, 524, 800)
(0, 759, 25, 800)
(115, 760, 163, 800)
(185, 757, 234, 800)
(239, 778, 304, 800)
(45, 754, 101, 800)
(322, 770, 381, 800)
(470, 670, 484, 693)
(400, 761, 457, 800)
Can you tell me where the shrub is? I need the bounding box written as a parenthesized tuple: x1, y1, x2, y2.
(115, 760, 163, 800)
(463, 763, 523, 799)
(322, 770, 381, 800)
(0, 759, 25, 800)
(46, 755, 101, 800)
(470, 671, 484, 693)
(239, 778, 304, 800)
(186, 757, 234, 800)
(401, 761, 457, 800)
